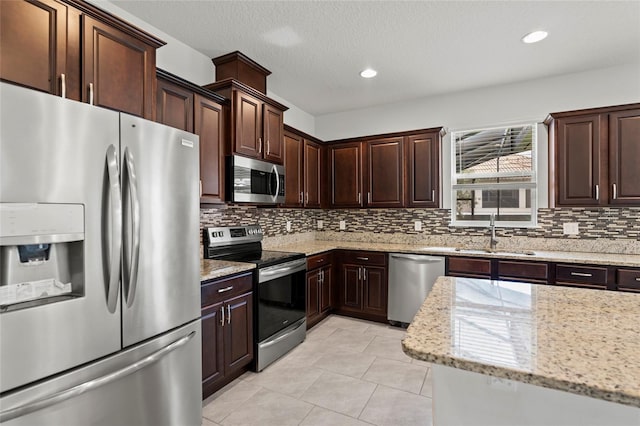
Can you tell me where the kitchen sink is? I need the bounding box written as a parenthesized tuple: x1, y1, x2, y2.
(421, 247, 536, 256)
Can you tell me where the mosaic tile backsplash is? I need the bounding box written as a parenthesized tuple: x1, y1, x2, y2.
(200, 206, 640, 253)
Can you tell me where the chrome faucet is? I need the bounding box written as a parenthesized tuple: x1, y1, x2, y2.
(489, 213, 498, 251)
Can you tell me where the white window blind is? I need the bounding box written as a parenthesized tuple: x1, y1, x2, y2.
(451, 124, 537, 227)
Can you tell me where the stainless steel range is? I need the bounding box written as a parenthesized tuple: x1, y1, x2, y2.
(203, 225, 306, 371)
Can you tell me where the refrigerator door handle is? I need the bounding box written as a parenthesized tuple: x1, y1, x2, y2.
(124, 147, 141, 307)
(0, 331, 196, 423)
(106, 145, 122, 313)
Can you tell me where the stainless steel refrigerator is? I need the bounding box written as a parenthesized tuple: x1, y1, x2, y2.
(0, 82, 202, 425)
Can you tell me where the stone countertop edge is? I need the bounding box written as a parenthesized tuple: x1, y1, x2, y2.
(268, 241, 640, 267)
(401, 276, 640, 408)
(200, 259, 255, 282)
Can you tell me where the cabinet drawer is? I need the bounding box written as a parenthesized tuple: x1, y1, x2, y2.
(617, 268, 640, 292)
(447, 257, 491, 278)
(340, 251, 386, 266)
(555, 264, 607, 288)
(307, 251, 333, 270)
(497, 260, 548, 283)
(201, 273, 253, 307)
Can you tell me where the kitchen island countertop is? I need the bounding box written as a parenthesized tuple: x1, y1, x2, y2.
(402, 276, 640, 407)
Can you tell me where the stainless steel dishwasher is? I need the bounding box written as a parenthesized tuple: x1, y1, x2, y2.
(388, 253, 445, 325)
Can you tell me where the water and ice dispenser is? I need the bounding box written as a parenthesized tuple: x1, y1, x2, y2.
(0, 203, 84, 311)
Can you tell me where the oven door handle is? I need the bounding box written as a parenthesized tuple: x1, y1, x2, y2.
(258, 318, 306, 349)
(258, 258, 307, 283)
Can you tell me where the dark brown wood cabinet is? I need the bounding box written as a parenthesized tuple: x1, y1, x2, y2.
(497, 260, 549, 284)
(328, 127, 443, 208)
(447, 256, 492, 279)
(156, 76, 193, 132)
(548, 104, 640, 207)
(555, 264, 608, 290)
(204, 80, 287, 164)
(284, 131, 304, 207)
(406, 131, 441, 207)
(0, 0, 164, 119)
(336, 250, 388, 322)
(617, 268, 640, 292)
(330, 143, 362, 207)
(156, 70, 228, 204)
(365, 137, 404, 207)
(283, 126, 323, 208)
(0, 0, 69, 96)
(306, 252, 333, 328)
(608, 109, 640, 205)
(201, 273, 253, 399)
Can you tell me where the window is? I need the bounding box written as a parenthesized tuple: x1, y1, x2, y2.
(451, 123, 537, 227)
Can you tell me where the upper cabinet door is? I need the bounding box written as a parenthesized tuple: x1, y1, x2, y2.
(609, 109, 640, 206)
(156, 77, 193, 132)
(196, 94, 226, 203)
(263, 104, 284, 164)
(83, 16, 156, 119)
(407, 132, 440, 207)
(555, 114, 603, 206)
(365, 137, 404, 207)
(283, 131, 304, 207)
(233, 91, 262, 158)
(304, 140, 322, 208)
(0, 0, 68, 96)
(330, 143, 362, 208)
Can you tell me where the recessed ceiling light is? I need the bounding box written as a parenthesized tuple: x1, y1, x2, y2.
(521, 30, 548, 44)
(360, 68, 377, 78)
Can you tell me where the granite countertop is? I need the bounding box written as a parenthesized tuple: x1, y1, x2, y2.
(402, 276, 640, 407)
(269, 241, 640, 267)
(200, 259, 255, 282)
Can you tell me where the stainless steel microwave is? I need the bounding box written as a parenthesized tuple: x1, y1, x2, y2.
(227, 155, 285, 204)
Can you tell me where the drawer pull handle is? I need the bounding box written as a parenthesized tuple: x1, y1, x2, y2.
(316, 259, 325, 263)
(571, 272, 593, 277)
(356, 257, 369, 261)
(635, 278, 640, 282)
(218, 286, 234, 293)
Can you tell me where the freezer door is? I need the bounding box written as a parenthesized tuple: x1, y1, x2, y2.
(0, 83, 122, 392)
(0, 320, 202, 426)
(120, 114, 200, 347)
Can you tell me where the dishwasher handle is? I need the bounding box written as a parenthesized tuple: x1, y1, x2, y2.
(390, 253, 444, 263)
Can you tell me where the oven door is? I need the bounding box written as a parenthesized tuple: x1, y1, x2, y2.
(257, 258, 306, 342)
(229, 155, 285, 204)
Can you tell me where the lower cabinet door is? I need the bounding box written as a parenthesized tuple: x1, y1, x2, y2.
(340, 264, 362, 311)
(224, 292, 254, 374)
(201, 302, 224, 396)
(320, 266, 332, 313)
(363, 266, 387, 317)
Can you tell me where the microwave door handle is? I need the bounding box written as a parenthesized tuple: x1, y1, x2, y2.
(271, 165, 280, 200)
(124, 148, 141, 307)
(105, 145, 122, 313)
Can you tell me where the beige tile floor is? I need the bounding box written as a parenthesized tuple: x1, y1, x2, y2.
(202, 315, 433, 426)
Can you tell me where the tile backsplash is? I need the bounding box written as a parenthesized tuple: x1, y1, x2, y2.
(200, 205, 639, 253)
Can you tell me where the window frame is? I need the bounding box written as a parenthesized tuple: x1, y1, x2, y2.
(450, 123, 538, 228)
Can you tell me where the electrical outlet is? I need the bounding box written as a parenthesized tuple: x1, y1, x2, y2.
(339, 220, 346, 230)
(563, 222, 579, 235)
(286, 221, 292, 232)
(414, 220, 422, 231)
(317, 220, 324, 229)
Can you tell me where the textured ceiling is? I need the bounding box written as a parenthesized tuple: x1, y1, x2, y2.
(111, 1, 640, 116)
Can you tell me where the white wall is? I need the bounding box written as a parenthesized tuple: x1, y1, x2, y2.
(94, 0, 315, 133)
(315, 63, 640, 141)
